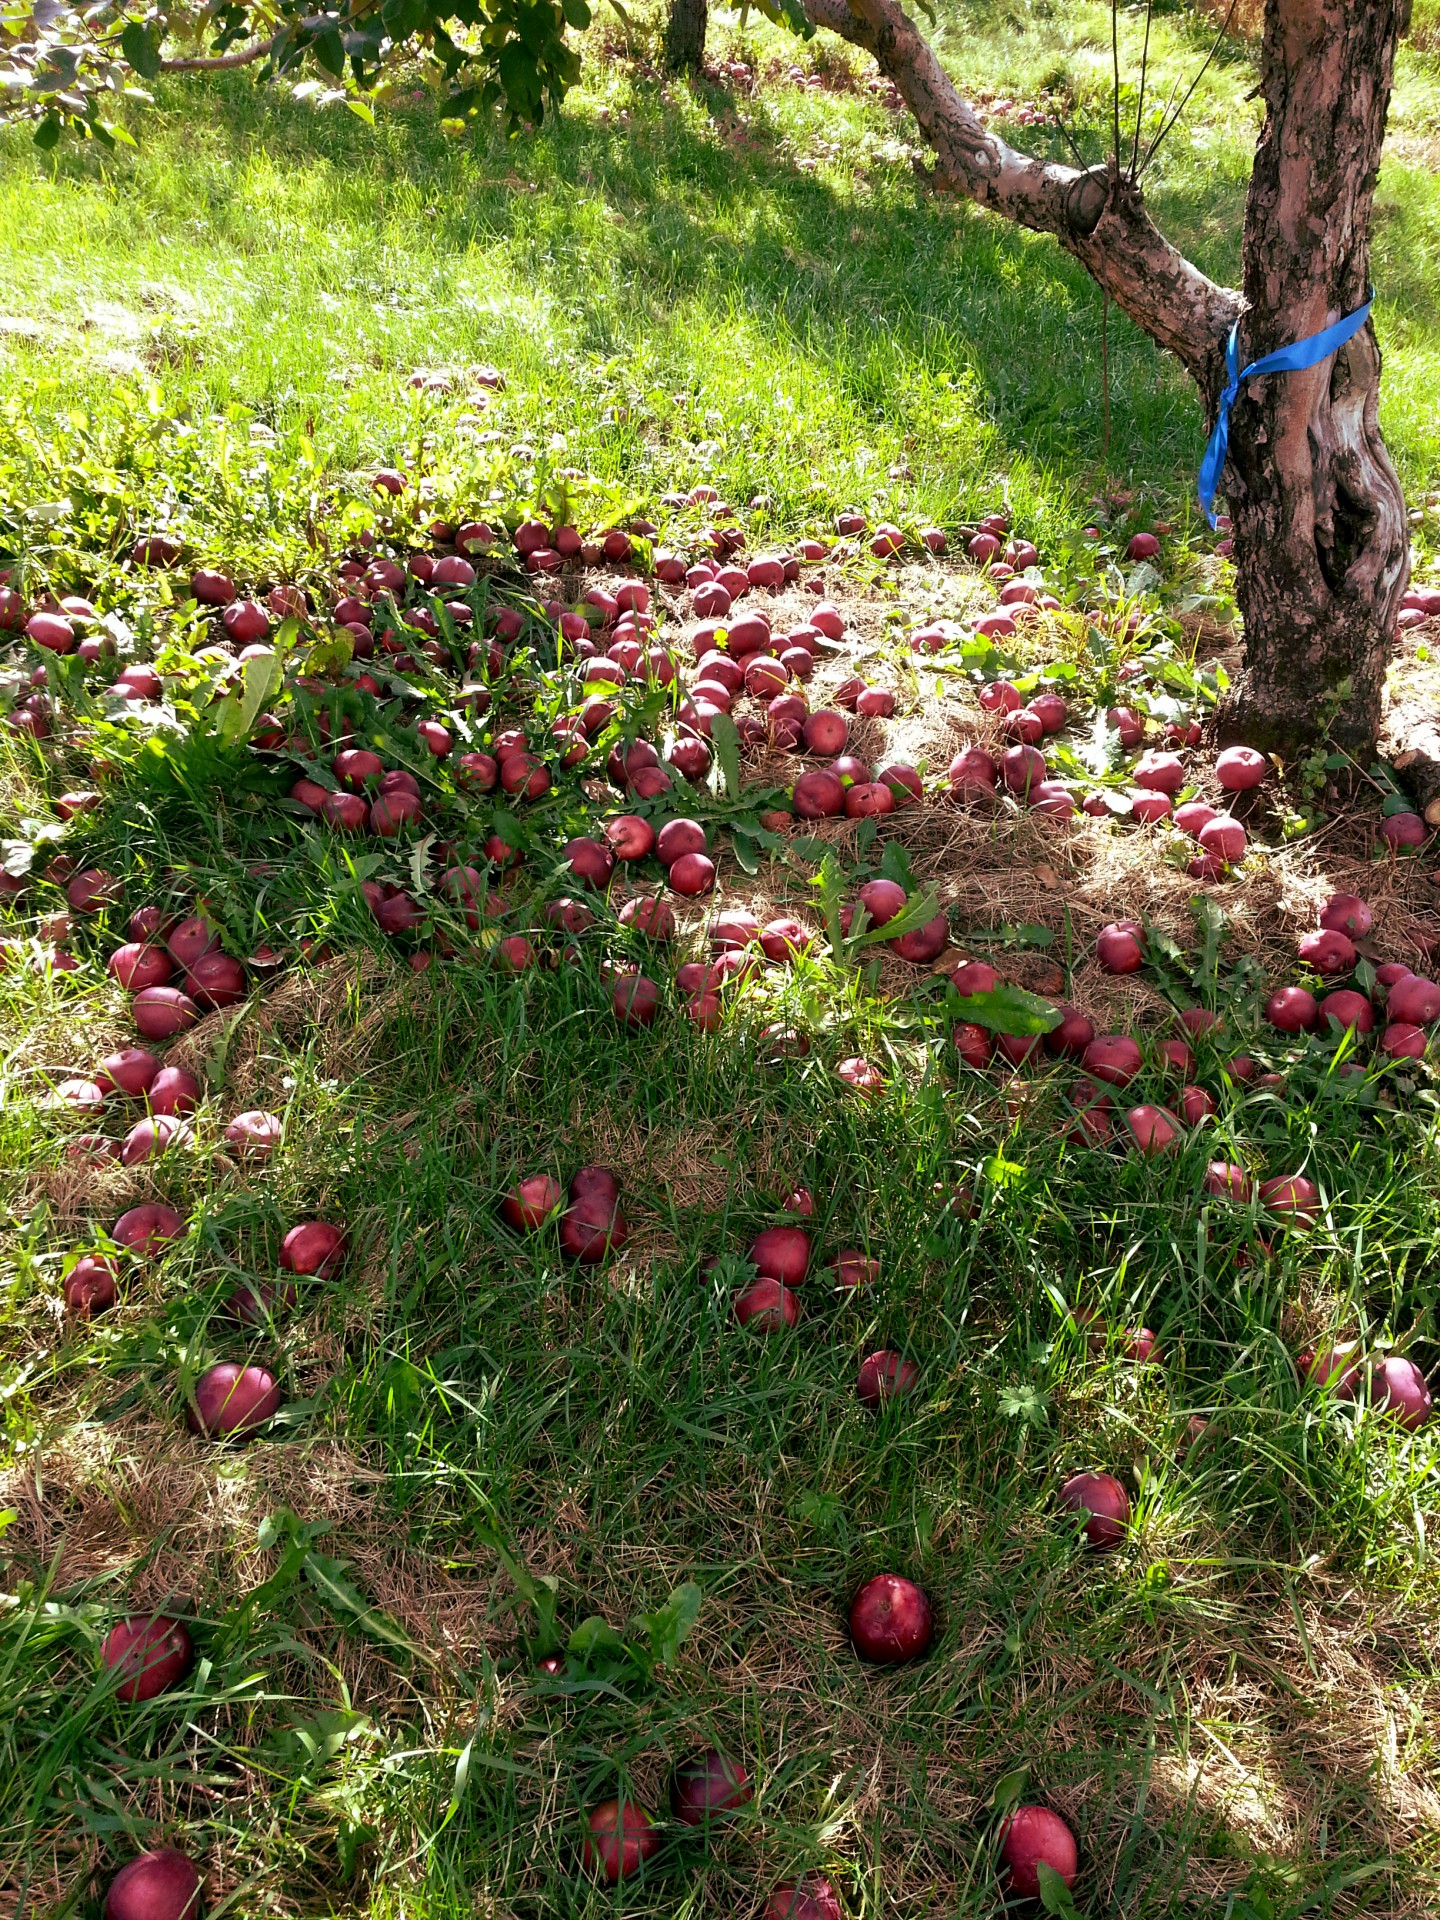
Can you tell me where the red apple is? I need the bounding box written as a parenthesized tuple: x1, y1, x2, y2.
(503, 1174, 563, 1231)
(1372, 1356, 1432, 1429)
(187, 1362, 281, 1438)
(1058, 1470, 1130, 1550)
(848, 1572, 933, 1662)
(764, 1877, 842, 1920)
(857, 1351, 919, 1407)
(109, 943, 174, 991)
(101, 1616, 194, 1702)
(1320, 892, 1372, 939)
(113, 1204, 185, 1256)
(751, 1225, 811, 1285)
(279, 1221, 347, 1277)
(734, 1278, 800, 1328)
(1096, 922, 1144, 973)
(581, 1799, 659, 1882)
(65, 1255, 119, 1315)
(103, 1848, 202, 1920)
(1215, 744, 1265, 790)
(670, 1749, 752, 1825)
(999, 1804, 1078, 1901)
(96, 1047, 161, 1099)
(1258, 1173, 1319, 1224)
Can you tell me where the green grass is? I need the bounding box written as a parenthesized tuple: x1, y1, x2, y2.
(3, 2, 1440, 602)
(5, 5, 1440, 1917)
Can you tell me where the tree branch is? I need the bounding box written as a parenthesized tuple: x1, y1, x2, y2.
(805, 0, 1240, 394)
(160, 34, 282, 72)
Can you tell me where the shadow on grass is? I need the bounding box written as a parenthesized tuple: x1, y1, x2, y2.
(35, 66, 1245, 494)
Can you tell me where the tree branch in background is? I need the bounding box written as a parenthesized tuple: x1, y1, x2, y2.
(804, 0, 1240, 394)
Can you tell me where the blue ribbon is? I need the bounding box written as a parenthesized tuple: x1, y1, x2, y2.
(1197, 293, 1375, 526)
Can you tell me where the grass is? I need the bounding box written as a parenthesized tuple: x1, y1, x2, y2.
(4, 4, 1440, 1917)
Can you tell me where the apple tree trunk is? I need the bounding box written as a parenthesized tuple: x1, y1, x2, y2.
(1216, 0, 1410, 752)
(665, 0, 708, 73)
(803, 0, 1413, 755)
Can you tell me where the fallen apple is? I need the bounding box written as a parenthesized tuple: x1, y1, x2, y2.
(848, 1572, 933, 1662)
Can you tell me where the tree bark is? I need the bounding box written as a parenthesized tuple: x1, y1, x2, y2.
(802, 0, 1413, 753)
(664, 0, 708, 73)
(1218, 0, 1411, 751)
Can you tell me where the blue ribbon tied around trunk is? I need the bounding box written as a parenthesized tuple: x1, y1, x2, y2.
(1197, 292, 1375, 527)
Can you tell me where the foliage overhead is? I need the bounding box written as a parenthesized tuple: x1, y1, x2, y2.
(0, 0, 811, 141)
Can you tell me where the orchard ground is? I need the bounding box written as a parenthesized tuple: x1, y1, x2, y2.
(5, 5, 1440, 1919)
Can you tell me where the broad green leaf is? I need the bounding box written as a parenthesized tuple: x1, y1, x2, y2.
(950, 985, 1061, 1035)
(119, 21, 162, 78)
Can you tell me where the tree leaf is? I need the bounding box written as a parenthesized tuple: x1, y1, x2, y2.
(950, 985, 1061, 1035)
(120, 21, 163, 78)
(709, 710, 741, 799)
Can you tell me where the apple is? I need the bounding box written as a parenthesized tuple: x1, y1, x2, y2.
(1258, 1173, 1319, 1224)
(857, 1350, 919, 1407)
(1133, 750, 1185, 793)
(1001, 744, 1047, 795)
(890, 913, 949, 964)
(101, 1615, 194, 1702)
(113, 1204, 184, 1256)
(856, 878, 907, 928)
(96, 1047, 161, 1099)
(1173, 799, 1217, 837)
(1300, 1342, 1361, 1396)
(1081, 1035, 1142, 1086)
(1215, 744, 1266, 790)
(793, 770, 846, 818)
(1390, 975, 1440, 1023)
(670, 1749, 752, 1824)
(1058, 1470, 1130, 1550)
(280, 1221, 347, 1277)
(764, 1878, 842, 1920)
(1372, 1356, 1432, 1429)
(999, 1805, 1078, 1902)
(1096, 922, 1144, 973)
(503, 1174, 562, 1231)
(802, 710, 849, 755)
(605, 815, 656, 862)
(1125, 1104, 1180, 1155)
(1266, 986, 1317, 1032)
(1321, 892, 1373, 938)
(948, 745, 998, 795)
(1298, 928, 1355, 974)
(187, 1362, 281, 1438)
(848, 1572, 933, 1661)
(734, 1278, 800, 1328)
(1318, 989, 1373, 1034)
(109, 943, 174, 992)
(103, 1848, 202, 1920)
(166, 915, 222, 968)
(1045, 1006, 1094, 1056)
(581, 1798, 658, 1882)
(1382, 1021, 1427, 1059)
(829, 1249, 879, 1288)
(65, 1254, 119, 1315)
(1178, 1085, 1216, 1123)
(1198, 813, 1247, 862)
(953, 1021, 992, 1067)
(121, 1115, 190, 1166)
(751, 1225, 810, 1285)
